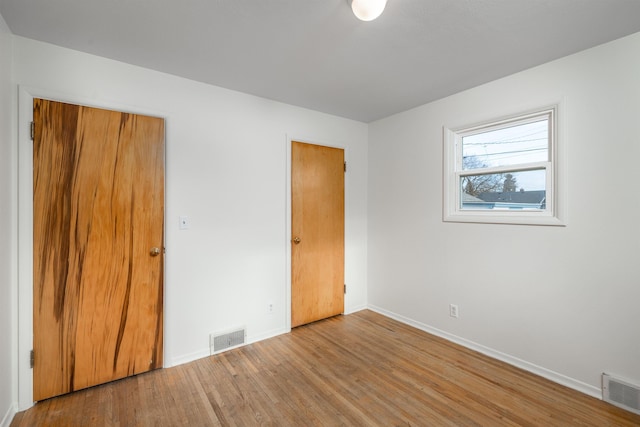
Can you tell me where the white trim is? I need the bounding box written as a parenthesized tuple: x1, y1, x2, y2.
(456, 109, 554, 140)
(8, 63, 20, 423)
(344, 303, 367, 314)
(17, 86, 170, 409)
(248, 326, 289, 348)
(367, 305, 601, 400)
(443, 103, 566, 226)
(285, 136, 292, 332)
(17, 87, 34, 410)
(167, 349, 211, 368)
(168, 326, 288, 368)
(458, 161, 550, 177)
(1, 404, 18, 427)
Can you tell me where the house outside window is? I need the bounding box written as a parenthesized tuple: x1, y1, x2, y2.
(443, 106, 565, 226)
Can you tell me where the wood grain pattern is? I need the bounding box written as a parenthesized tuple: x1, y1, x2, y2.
(12, 310, 640, 426)
(291, 141, 345, 327)
(33, 99, 165, 401)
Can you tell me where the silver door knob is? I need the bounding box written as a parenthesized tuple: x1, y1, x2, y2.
(293, 237, 301, 244)
(150, 247, 161, 257)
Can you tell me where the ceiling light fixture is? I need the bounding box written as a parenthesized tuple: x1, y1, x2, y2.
(349, 0, 387, 21)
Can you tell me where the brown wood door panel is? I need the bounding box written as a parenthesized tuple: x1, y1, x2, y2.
(33, 99, 164, 401)
(291, 141, 344, 327)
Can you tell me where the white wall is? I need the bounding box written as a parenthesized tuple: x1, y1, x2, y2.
(12, 36, 368, 408)
(10, 18, 638, 417)
(0, 12, 16, 427)
(368, 31, 640, 396)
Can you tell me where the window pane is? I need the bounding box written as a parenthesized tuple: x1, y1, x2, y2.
(461, 169, 546, 210)
(462, 119, 548, 170)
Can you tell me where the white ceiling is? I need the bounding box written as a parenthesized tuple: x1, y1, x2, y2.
(2, 0, 640, 122)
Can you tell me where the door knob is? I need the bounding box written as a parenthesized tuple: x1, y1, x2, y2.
(150, 247, 161, 257)
(293, 237, 301, 244)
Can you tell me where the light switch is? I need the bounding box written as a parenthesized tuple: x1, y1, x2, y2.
(179, 216, 191, 230)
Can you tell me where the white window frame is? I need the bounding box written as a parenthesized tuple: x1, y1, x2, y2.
(443, 105, 565, 226)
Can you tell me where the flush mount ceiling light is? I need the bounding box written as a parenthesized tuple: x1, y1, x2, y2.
(349, 0, 388, 21)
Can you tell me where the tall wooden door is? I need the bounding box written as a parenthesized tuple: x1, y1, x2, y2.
(291, 141, 344, 327)
(33, 99, 165, 401)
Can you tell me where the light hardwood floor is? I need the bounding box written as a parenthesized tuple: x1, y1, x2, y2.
(12, 310, 640, 426)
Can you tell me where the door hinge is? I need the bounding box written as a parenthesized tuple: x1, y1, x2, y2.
(30, 349, 34, 369)
(344, 284, 347, 294)
(344, 161, 347, 172)
(30, 121, 35, 140)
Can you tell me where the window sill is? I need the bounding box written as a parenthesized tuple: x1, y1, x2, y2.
(443, 211, 566, 226)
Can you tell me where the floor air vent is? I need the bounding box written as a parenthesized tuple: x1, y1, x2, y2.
(602, 373, 640, 415)
(210, 327, 246, 354)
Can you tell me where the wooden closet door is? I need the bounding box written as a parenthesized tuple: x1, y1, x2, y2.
(33, 99, 165, 401)
(291, 141, 345, 327)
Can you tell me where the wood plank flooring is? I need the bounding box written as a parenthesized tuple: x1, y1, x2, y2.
(12, 310, 640, 426)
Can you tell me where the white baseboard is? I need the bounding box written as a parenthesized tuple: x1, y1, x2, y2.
(1, 403, 17, 427)
(167, 326, 289, 368)
(367, 305, 601, 400)
(248, 326, 289, 346)
(167, 348, 211, 368)
(345, 304, 367, 315)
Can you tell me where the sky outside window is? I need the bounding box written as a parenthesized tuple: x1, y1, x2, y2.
(462, 119, 548, 191)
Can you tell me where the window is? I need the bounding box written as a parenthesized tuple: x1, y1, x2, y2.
(443, 106, 564, 225)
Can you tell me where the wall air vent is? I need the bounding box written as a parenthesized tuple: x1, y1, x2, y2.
(602, 373, 640, 415)
(210, 327, 246, 354)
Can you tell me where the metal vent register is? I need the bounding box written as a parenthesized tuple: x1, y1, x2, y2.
(602, 373, 640, 415)
(211, 327, 246, 354)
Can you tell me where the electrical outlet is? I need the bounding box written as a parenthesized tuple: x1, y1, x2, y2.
(179, 215, 191, 230)
(449, 304, 459, 318)
(267, 302, 274, 314)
